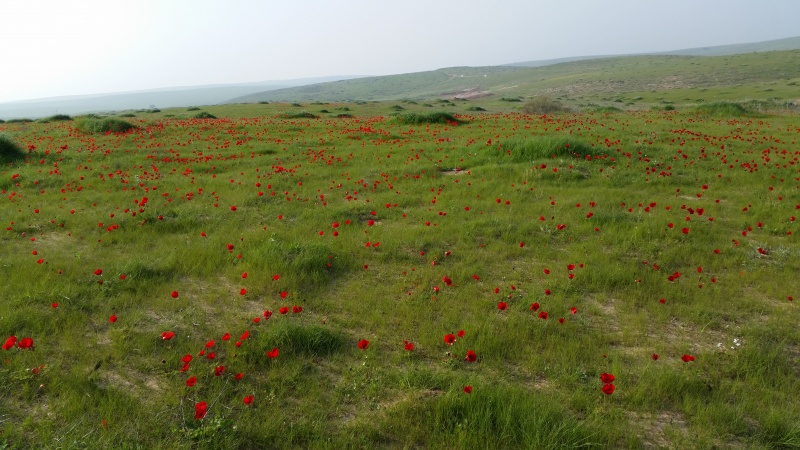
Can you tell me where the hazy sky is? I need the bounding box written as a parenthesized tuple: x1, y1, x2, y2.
(2, 0, 799, 103)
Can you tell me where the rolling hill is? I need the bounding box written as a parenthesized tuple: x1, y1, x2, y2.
(228, 49, 800, 105)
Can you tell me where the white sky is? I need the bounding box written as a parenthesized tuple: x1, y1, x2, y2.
(1, 0, 798, 102)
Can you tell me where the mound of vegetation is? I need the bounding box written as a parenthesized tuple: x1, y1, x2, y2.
(394, 112, 463, 125)
(276, 111, 318, 119)
(500, 97, 523, 102)
(0, 133, 26, 162)
(466, 106, 486, 111)
(192, 112, 217, 119)
(37, 114, 72, 123)
(118, 113, 136, 117)
(591, 106, 623, 113)
(500, 137, 604, 163)
(335, 113, 353, 118)
(523, 96, 570, 114)
(74, 117, 137, 134)
(186, 107, 201, 111)
(5, 118, 33, 123)
(693, 101, 751, 117)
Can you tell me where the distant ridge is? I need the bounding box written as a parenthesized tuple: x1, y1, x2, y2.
(506, 35, 800, 67)
(228, 36, 800, 104)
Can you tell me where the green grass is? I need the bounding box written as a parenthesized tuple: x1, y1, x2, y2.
(692, 101, 753, 117)
(1, 101, 799, 448)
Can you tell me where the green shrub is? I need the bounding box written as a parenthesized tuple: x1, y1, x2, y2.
(186, 107, 200, 111)
(335, 113, 353, 118)
(591, 106, 623, 113)
(0, 119, 4, 123)
(6, 118, 33, 123)
(500, 97, 522, 102)
(37, 114, 72, 123)
(192, 112, 217, 119)
(0, 133, 26, 162)
(693, 101, 751, 117)
(466, 106, 486, 111)
(118, 113, 136, 117)
(394, 112, 463, 125)
(391, 105, 405, 111)
(74, 117, 137, 134)
(276, 111, 318, 119)
(500, 137, 604, 163)
(523, 96, 569, 114)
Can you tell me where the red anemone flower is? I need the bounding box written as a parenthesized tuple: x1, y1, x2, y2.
(195, 401, 208, 420)
(357, 339, 370, 350)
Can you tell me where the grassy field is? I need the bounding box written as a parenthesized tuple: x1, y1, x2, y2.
(1, 101, 799, 449)
(231, 50, 800, 112)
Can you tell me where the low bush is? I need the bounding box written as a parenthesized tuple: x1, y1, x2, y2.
(0, 132, 26, 162)
(693, 102, 751, 117)
(523, 96, 570, 114)
(394, 112, 463, 125)
(74, 117, 137, 134)
(192, 112, 217, 119)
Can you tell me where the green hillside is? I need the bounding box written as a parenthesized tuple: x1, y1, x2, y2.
(229, 50, 800, 108)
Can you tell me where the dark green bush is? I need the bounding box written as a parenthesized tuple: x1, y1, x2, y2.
(693, 102, 751, 117)
(500, 97, 522, 102)
(192, 112, 217, 119)
(186, 107, 200, 111)
(0, 133, 26, 162)
(523, 96, 570, 114)
(74, 117, 137, 134)
(6, 118, 33, 123)
(394, 112, 463, 125)
(276, 111, 318, 119)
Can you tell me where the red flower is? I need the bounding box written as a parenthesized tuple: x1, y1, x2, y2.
(444, 333, 456, 345)
(570, 307, 577, 315)
(497, 301, 508, 310)
(243, 395, 254, 405)
(171, 291, 179, 298)
(292, 305, 303, 313)
(404, 340, 414, 351)
(161, 331, 175, 340)
(357, 339, 370, 350)
(463, 385, 473, 394)
(222, 333, 231, 341)
(457, 329, 465, 338)
(235, 373, 243, 380)
(465, 350, 477, 362)
(181, 354, 193, 364)
(600, 373, 615, 384)
(109, 314, 117, 323)
(17, 337, 33, 349)
(601, 383, 616, 395)
(195, 402, 208, 420)
(538, 311, 549, 320)
(530, 302, 540, 311)
(266, 347, 279, 359)
(279, 306, 289, 314)
(2, 336, 17, 350)
(681, 354, 695, 362)
(651, 353, 659, 361)
(186, 377, 197, 387)
(681, 227, 690, 234)
(205, 339, 215, 349)
(442, 276, 453, 286)
(94, 269, 103, 276)
(214, 365, 225, 376)
(239, 288, 247, 295)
